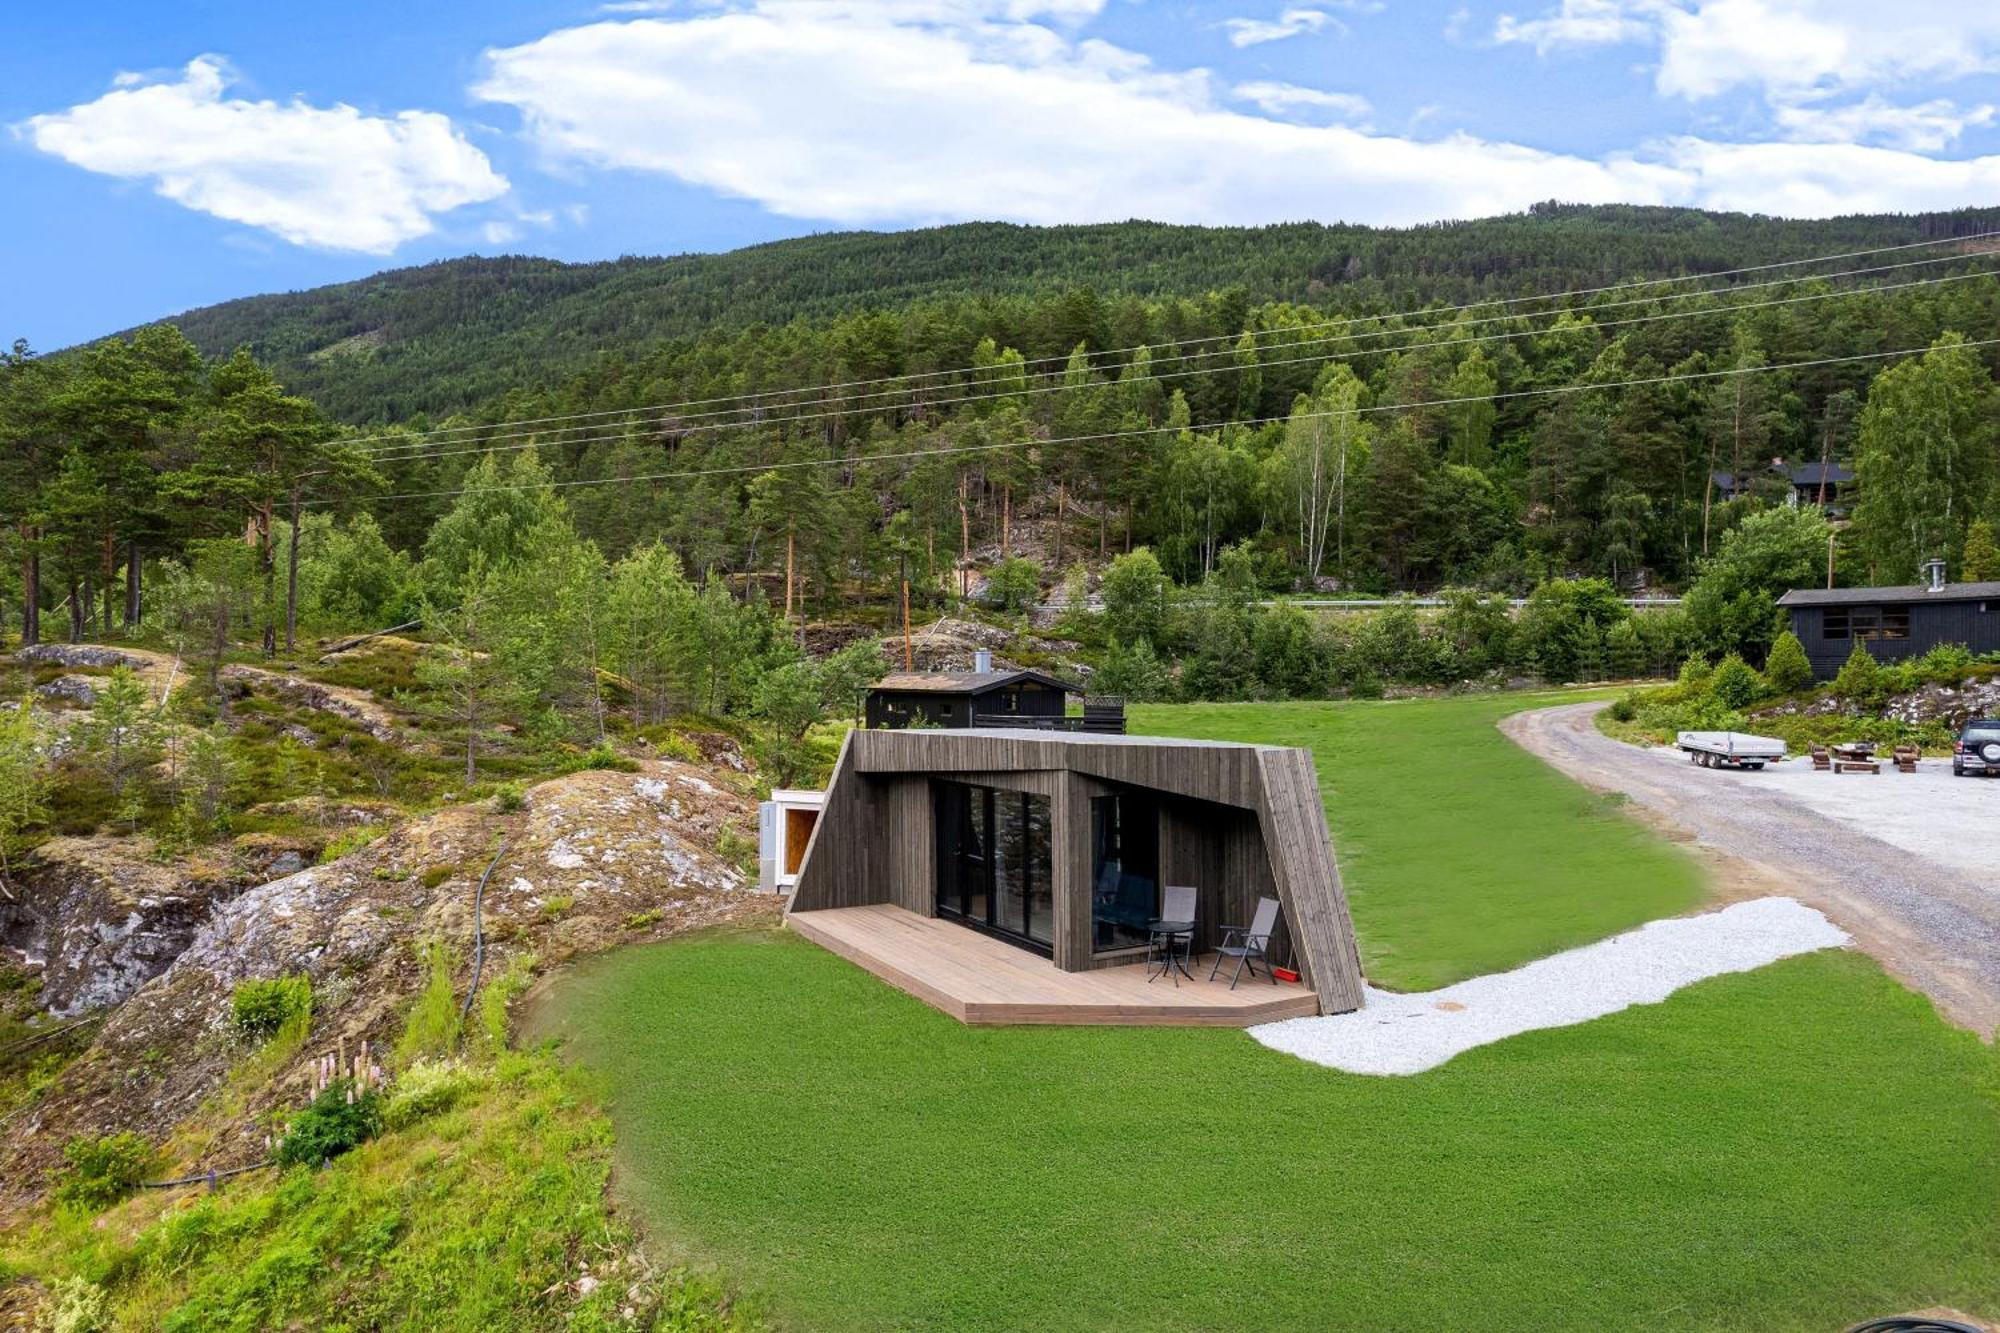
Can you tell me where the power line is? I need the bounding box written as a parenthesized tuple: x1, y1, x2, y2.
(322, 335, 2000, 507)
(335, 228, 2000, 452)
(346, 262, 2000, 471)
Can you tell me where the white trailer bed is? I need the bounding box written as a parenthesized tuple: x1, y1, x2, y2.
(1676, 730, 1786, 769)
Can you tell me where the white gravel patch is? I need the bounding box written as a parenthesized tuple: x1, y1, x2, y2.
(1250, 898, 1850, 1075)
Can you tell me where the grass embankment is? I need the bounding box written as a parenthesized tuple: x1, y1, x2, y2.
(544, 932, 1999, 1332)
(1131, 694, 1704, 990)
(532, 693, 1999, 1331)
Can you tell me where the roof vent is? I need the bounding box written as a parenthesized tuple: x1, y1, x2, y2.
(973, 649, 994, 674)
(1921, 558, 1947, 592)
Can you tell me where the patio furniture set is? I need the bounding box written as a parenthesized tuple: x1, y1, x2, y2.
(1144, 886, 1284, 989)
(1808, 741, 1921, 775)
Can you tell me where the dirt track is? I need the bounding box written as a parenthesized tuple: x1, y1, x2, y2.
(1503, 702, 2000, 1038)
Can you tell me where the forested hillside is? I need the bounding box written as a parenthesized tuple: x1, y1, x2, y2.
(158, 205, 2000, 422)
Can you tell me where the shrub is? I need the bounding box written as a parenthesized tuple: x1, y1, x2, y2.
(1606, 696, 1638, 723)
(982, 556, 1043, 613)
(559, 742, 638, 774)
(1909, 642, 1975, 684)
(40, 1275, 109, 1333)
(56, 1132, 155, 1210)
(491, 782, 526, 813)
(1706, 654, 1766, 710)
(419, 864, 456, 889)
(318, 824, 385, 865)
(1763, 631, 1814, 694)
(274, 1080, 379, 1168)
(380, 1059, 485, 1132)
(1832, 643, 1886, 708)
(1671, 653, 1713, 700)
(232, 975, 312, 1042)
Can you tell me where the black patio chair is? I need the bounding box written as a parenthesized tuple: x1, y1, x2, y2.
(1209, 896, 1280, 989)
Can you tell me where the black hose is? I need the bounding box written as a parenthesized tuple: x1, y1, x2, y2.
(1843, 1319, 1985, 1333)
(143, 1159, 276, 1190)
(458, 838, 509, 1033)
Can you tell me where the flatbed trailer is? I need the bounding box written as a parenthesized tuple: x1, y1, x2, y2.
(1676, 730, 1786, 770)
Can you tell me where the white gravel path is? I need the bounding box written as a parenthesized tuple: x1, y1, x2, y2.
(1249, 898, 1850, 1076)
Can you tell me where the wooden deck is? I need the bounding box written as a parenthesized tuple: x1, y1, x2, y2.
(789, 903, 1321, 1026)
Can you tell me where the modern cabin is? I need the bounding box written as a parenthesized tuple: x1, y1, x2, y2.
(784, 727, 1363, 1025)
(1777, 577, 2000, 679)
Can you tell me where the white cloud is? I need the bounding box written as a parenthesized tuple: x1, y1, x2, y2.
(473, 5, 2000, 228)
(1223, 8, 1338, 48)
(1232, 81, 1372, 124)
(1492, 0, 1657, 53)
(19, 57, 507, 252)
(1773, 95, 1996, 153)
(482, 220, 521, 244)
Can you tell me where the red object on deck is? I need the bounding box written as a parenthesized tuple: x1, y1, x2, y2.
(1271, 967, 1301, 984)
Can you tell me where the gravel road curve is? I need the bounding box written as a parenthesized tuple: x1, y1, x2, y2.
(1503, 702, 2000, 1037)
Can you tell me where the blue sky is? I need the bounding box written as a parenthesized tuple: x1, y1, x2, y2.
(6, 0, 1999, 350)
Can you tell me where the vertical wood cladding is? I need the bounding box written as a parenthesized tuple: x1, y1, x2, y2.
(790, 729, 1364, 1014)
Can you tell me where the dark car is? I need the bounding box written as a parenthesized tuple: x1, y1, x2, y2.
(1952, 718, 2000, 777)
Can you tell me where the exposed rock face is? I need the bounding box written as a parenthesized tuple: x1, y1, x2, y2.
(218, 664, 403, 741)
(0, 760, 769, 1214)
(35, 674, 100, 706)
(1883, 676, 2000, 728)
(0, 838, 241, 1017)
(12, 644, 154, 673)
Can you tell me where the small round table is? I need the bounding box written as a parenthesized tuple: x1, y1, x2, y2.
(1146, 919, 1195, 986)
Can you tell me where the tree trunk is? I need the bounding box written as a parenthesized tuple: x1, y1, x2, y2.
(68, 577, 83, 644)
(784, 526, 796, 622)
(1053, 482, 1066, 569)
(1001, 486, 1011, 558)
(101, 530, 116, 637)
(124, 541, 141, 629)
(259, 502, 276, 657)
(285, 489, 302, 653)
(958, 475, 971, 600)
(21, 530, 39, 648)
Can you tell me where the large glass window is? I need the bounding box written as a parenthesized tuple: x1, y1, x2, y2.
(1090, 792, 1159, 953)
(934, 781, 1052, 953)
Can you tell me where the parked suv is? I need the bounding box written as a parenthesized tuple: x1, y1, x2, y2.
(1953, 719, 2000, 777)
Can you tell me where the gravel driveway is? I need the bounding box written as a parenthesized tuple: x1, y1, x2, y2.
(1504, 703, 2000, 1037)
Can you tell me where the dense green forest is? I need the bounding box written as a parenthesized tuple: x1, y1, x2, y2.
(158, 205, 2000, 422)
(7, 204, 2000, 715)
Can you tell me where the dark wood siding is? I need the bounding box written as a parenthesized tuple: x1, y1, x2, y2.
(1790, 596, 2000, 680)
(790, 728, 1365, 1014)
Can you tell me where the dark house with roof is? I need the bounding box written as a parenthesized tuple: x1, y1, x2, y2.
(1777, 574, 2000, 679)
(1712, 461, 1855, 514)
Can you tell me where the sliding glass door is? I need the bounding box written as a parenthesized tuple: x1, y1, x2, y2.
(934, 781, 1053, 954)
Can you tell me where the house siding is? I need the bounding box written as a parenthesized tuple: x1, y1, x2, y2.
(1789, 596, 2000, 679)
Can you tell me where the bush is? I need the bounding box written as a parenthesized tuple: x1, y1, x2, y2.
(1763, 631, 1814, 694)
(491, 782, 526, 813)
(982, 557, 1043, 613)
(559, 743, 638, 774)
(380, 1059, 485, 1132)
(1706, 654, 1766, 710)
(232, 975, 312, 1043)
(1832, 643, 1886, 709)
(318, 824, 385, 865)
(39, 1275, 109, 1333)
(274, 1080, 379, 1168)
(55, 1132, 155, 1211)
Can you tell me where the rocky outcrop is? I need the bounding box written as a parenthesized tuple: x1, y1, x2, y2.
(12, 644, 155, 673)
(35, 674, 100, 707)
(0, 838, 242, 1017)
(1883, 676, 2000, 728)
(0, 760, 769, 1212)
(218, 664, 403, 741)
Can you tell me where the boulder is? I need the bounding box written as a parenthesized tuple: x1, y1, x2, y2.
(35, 674, 99, 706)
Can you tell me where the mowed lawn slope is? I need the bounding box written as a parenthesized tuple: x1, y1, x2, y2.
(532, 695, 2000, 1331)
(1131, 694, 1704, 990)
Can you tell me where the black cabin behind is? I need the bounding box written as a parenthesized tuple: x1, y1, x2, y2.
(865, 669, 1075, 729)
(1777, 581, 2000, 679)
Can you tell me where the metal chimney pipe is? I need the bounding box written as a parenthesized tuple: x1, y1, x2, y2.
(1922, 558, 1947, 592)
(973, 649, 994, 674)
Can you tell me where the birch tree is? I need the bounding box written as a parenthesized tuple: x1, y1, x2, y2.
(1272, 364, 1371, 582)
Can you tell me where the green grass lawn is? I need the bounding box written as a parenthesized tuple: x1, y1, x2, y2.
(538, 931, 2000, 1332)
(1131, 694, 1705, 990)
(530, 693, 2000, 1331)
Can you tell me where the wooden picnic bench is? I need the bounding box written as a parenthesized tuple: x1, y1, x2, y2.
(1809, 744, 1831, 771)
(1834, 757, 1880, 774)
(1891, 744, 1920, 773)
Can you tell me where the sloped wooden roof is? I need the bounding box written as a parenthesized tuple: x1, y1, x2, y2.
(871, 669, 1077, 695)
